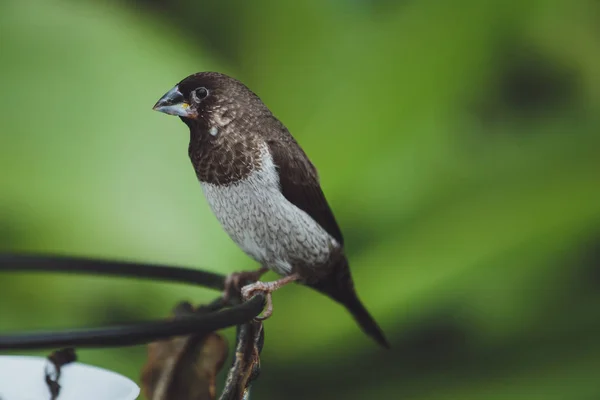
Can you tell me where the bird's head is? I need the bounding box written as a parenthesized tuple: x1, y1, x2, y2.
(153, 72, 267, 132)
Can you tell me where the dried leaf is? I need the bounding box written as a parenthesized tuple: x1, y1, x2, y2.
(141, 302, 229, 400)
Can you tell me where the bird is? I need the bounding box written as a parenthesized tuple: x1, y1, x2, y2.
(153, 72, 389, 348)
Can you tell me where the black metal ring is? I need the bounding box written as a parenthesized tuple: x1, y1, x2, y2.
(0, 254, 264, 350)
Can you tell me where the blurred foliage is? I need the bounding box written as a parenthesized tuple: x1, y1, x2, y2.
(1, 0, 600, 398)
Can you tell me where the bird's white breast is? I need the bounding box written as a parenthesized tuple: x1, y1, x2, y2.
(200, 145, 337, 275)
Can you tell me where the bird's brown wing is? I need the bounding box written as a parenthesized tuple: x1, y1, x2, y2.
(266, 135, 344, 246)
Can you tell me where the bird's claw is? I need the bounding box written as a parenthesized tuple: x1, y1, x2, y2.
(240, 273, 301, 321)
(242, 281, 275, 320)
(222, 268, 268, 302)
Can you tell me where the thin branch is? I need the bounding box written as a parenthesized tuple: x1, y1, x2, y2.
(220, 321, 264, 400)
(0, 294, 265, 350)
(0, 253, 225, 291)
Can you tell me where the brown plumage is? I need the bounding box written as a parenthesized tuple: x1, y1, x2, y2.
(154, 72, 389, 348)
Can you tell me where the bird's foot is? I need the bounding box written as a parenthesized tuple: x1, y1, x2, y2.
(241, 273, 301, 321)
(223, 267, 269, 302)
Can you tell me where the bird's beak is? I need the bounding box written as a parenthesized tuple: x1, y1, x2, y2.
(152, 86, 197, 118)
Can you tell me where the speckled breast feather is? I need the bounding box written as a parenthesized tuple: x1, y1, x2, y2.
(199, 144, 338, 276)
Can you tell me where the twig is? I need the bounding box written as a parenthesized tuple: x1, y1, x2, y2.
(220, 321, 264, 400)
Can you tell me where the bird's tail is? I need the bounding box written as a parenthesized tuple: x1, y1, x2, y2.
(308, 258, 390, 349)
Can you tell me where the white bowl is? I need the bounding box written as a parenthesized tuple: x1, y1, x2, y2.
(0, 356, 140, 400)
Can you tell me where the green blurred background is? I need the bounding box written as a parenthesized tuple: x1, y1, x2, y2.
(1, 0, 600, 398)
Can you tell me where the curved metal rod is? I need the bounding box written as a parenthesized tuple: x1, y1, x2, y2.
(0, 294, 265, 350)
(0, 253, 226, 291)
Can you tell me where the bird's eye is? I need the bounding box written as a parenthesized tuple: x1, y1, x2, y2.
(191, 87, 209, 102)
